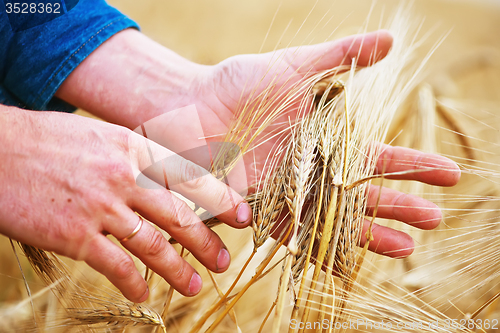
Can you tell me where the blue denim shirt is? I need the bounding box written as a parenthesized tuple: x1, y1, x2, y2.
(0, 0, 139, 112)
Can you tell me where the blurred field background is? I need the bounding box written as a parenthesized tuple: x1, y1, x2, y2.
(1, 0, 500, 332)
(108, 0, 500, 70)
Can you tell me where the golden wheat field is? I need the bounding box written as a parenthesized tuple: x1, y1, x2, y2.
(2, 0, 500, 332)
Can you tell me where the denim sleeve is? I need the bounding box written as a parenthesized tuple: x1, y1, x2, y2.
(0, 0, 139, 112)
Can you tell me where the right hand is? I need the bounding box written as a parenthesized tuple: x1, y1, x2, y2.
(0, 106, 252, 302)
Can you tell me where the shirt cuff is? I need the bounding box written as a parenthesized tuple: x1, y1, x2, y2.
(2, 0, 139, 112)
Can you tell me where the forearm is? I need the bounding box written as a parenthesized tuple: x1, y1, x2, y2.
(55, 29, 208, 129)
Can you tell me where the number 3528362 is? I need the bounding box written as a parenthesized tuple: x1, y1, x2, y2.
(5, 2, 61, 14)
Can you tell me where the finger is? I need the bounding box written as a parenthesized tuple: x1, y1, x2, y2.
(164, 157, 252, 227)
(286, 30, 393, 73)
(83, 234, 149, 303)
(118, 214, 203, 297)
(127, 185, 231, 274)
(375, 144, 461, 186)
(359, 219, 415, 258)
(366, 185, 442, 230)
(269, 213, 415, 259)
(131, 133, 252, 228)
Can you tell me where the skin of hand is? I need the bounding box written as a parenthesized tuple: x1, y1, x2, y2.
(0, 28, 456, 303)
(0, 106, 251, 302)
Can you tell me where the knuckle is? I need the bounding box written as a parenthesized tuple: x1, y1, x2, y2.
(110, 126, 132, 153)
(391, 193, 407, 220)
(117, 127, 133, 149)
(169, 199, 197, 230)
(113, 257, 137, 281)
(171, 260, 188, 282)
(212, 186, 233, 212)
(47, 222, 88, 259)
(414, 153, 433, 172)
(127, 131, 146, 163)
(392, 193, 407, 207)
(143, 229, 166, 258)
(378, 147, 395, 172)
(213, 56, 246, 86)
(197, 230, 216, 255)
(106, 160, 134, 183)
(283, 51, 299, 70)
(179, 159, 208, 190)
(369, 223, 381, 237)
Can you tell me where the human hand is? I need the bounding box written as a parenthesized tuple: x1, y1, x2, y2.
(0, 106, 252, 302)
(56, 29, 460, 261)
(196, 31, 461, 256)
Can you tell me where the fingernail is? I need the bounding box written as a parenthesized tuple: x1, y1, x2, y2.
(216, 247, 231, 271)
(236, 202, 251, 223)
(189, 272, 202, 296)
(138, 286, 149, 303)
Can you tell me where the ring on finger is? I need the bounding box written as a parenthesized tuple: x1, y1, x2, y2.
(120, 216, 144, 242)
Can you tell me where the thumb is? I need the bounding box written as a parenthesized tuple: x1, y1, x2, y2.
(283, 29, 393, 74)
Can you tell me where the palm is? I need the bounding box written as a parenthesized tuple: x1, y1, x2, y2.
(150, 31, 460, 257)
(193, 32, 460, 257)
(194, 32, 392, 189)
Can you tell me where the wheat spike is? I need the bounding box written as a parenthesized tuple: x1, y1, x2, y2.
(65, 294, 166, 332)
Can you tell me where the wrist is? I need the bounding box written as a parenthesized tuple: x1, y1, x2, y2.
(56, 29, 208, 129)
(0, 106, 40, 169)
